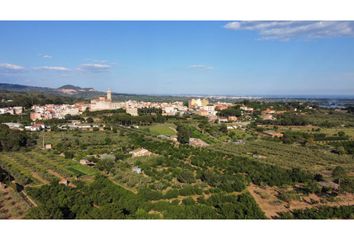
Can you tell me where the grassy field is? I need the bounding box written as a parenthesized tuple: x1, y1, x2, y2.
(215, 140, 354, 176)
(144, 123, 177, 136)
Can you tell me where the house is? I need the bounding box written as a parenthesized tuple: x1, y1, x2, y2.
(3, 122, 23, 130)
(261, 108, 276, 120)
(189, 138, 209, 147)
(162, 106, 177, 116)
(79, 159, 95, 166)
(218, 117, 228, 123)
(196, 109, 209, 117)
(132, 166, 142, 174)
(240, 106, 254, 112)
(228, 116, 238, 122)
(126, 107, 138, 116)
(261, 114, 274, 121)
(215, 103, 232, 111)
(263, 130, 283, 138)
(59, 178, 69, 186)
(129, 148, 152, 157)
(25, 123, 45, 132)
(45, 144, 52, 150)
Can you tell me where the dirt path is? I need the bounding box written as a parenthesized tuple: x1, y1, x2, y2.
(21, 190, 38, 207)
(31, 172, 49, 185)
(48, 169, 65, 180)
(248, 184, 354, 219)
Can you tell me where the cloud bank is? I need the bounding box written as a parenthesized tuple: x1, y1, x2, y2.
(35, 66, 70, 71)
(78, 63, 111, 72)
(188, 64, 214, 70)
(224, 21, 354, 40)
(0, 63, 25, 72)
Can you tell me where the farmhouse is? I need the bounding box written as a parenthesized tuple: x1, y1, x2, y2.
(263, 130, 284, 138)
(45, 144, 52, 150)
(80, 159, 95, 166)
(129, 148, 152, 157)
(59, 178, 70, 186)
(189, 138, 209, 147)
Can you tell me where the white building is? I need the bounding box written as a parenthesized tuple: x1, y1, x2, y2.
(132, 166, 142, 174)
(129, 148, 152, 157)
(126, 107, 138, 116)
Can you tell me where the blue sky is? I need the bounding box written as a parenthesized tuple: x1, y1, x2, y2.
(0, 21, 354, 96)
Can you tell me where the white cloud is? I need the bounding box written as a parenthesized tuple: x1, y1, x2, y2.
(35, 66, 70, 71)
(188, 64, 214, 70)
(39, 54, 53, 59)
(224, 21, 354, 40)
(78, 63, 111, 72)
(0, 63, 25, 72)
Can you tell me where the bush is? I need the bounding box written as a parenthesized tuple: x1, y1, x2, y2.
(176, 170, 195, 184)
(332, 166, 346, 179)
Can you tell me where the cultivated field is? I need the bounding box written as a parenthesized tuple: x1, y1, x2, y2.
(215, 140, 354, 175)
(0, 150, 98, 187)
(0, 184, 31, 219)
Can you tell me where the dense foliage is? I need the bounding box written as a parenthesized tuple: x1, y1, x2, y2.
(26, 176, 143, 219)
(26, 175, 265, 219)
(217, 106, 242, 117)
(258, 113, 308, 126)
(176, 125, 191, 144)
(0, 124, 36, 151)
(0, 113, 31, 125)
(0, 91, 75, 108)
(105, 113, 165, 126)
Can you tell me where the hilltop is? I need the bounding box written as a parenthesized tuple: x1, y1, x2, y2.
(57, 85, 96, 94)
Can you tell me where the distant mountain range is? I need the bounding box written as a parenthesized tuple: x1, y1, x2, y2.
(1, 82, 353, 103)
(0, 83, 102, 98)
(0, 82, 186, 102)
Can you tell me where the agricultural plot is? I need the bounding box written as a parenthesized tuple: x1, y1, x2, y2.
(303, 111, 354, 127)
(39, 131, 131, 147)
(273, 125, 354, 139)
(144, 123, 177, 136)
(248, 184, 354, 219)
(215, 140, 354, 175)
(0, 185, 31, 219)
(0, 150, 98, 187)
(1, 124, 352, 219)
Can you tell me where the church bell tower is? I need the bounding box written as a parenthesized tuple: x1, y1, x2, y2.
(107, 89, 112, 102)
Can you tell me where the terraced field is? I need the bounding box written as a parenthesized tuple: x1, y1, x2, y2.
(0, 150, 98, 187)
(0, 184, 31, 219)
(215, 140, 354, 175)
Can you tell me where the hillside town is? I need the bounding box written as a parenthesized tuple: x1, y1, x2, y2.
(1, 89, 307, 136)
(25, 89, 251, 123)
